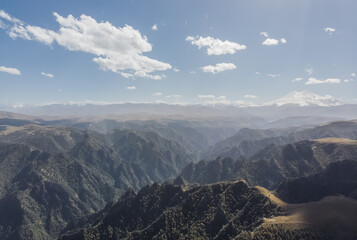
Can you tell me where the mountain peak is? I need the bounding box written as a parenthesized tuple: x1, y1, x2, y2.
(267, 91, 343, 107)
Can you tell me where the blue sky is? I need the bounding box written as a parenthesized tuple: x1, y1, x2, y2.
(0, 0, 356, 106)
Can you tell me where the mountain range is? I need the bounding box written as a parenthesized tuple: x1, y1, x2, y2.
(0, 112, 357, 239)
(177, 137, 357, 189)
(203, 120, 357, 160)
(0, 125, 194, 239)
(1, 92, 357, 124)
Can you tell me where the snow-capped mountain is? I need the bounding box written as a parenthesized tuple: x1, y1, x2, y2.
(266, 91, 344, 107)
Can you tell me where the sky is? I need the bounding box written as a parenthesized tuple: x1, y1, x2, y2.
(0, 0, 356, 107)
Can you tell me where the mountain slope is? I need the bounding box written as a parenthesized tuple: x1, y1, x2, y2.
(276, 159, 357, 203)
(204, 120, 357, 160)
(59, 181, 279, 240)
(60, 180, 357, 240)
(0, 126, 194, 240)
(177, 138, 357, 189)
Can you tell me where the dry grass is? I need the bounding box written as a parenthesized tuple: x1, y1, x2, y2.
(314, 137, 357, 145)
(255, 186, 286, 207)
(264, 196, 357, 233)
(0, 125, 25, 135)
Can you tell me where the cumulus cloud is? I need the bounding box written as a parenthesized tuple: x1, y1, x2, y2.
(260, 32, 286, 46)
(0, 10, 171, 79)
(0, 66, 21, 75)
(198, 94, 215, 99)
(185, 36, 246, 55)
(292, 77, 303, 82)
(262, 38, 279, 46)
(305, 77, 341, 85)
(201, 62, 236, 74)
(173, 68, 179, 72)
(41, 72, 54, 78)
(255, 72, 260, 75)
(324, 27, 336, 34)
(153, 92, 162, 96)
(126, 86, 136, 90)
(351, 73, 356, 77)
(152, 24, 158, 31)
(244, 95, 257, 99)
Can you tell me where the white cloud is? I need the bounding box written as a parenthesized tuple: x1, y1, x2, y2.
(292, 77, 303, 82)
(166, 94, 181, 98)
(255, 72, 260, 75)
(134, 71, 166, 80)
(185, 35, 246, 55)
(344, 79, 350, 83)
(153, 92, 162, 96)
(351, 73, 356, 77)
(41, 72, 54, 78)
(0, 20, 6, 29)
(198, 94, 215, 99)
(244, 95, 257, 99)
(201, 98, 250, 106)
(324, 27, 336, 34)
(1, 10, 171, 79)
(152, 24, 158, 31)
(58, 88, 62, 92)
(196, 95, 242, 106)
(0, 10, 22, 24)
(267, 73, 280, 78)
(126, 86, 136, 90)
(120, 72, 134, 78)
(260, 32, 269, 37)
(262, 38, 279, 46)
(0, 66, 21, 75)
(201, 62, 236, 74)
(305, 67, 314, 75)
(260, 32, 286, 46)
(190, 70, 196, 74)
(173, 68, 179, 72)
(305, 77, 341, 85)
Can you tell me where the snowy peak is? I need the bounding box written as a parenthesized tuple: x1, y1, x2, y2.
(267, 91, 344, 107)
